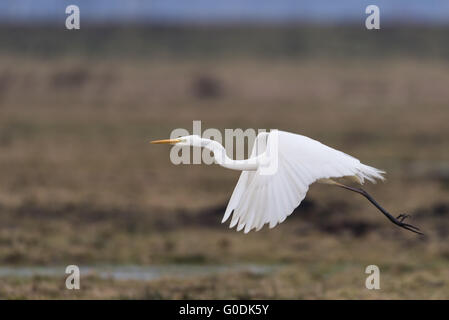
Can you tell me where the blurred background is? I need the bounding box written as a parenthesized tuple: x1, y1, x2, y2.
(0, 0, 449, 299)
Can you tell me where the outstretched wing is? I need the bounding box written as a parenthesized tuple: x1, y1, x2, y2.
(222, 130, 385, 233)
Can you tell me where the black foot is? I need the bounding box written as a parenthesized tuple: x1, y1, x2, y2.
(335, 183, 424, 236)
(396, 213, 411, 222)
(393, 214, 422, 235)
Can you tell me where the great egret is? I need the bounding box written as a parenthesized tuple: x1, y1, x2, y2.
(151, 130, 422, 235)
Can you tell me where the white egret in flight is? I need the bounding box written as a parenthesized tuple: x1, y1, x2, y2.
(151, 130, 422, 235)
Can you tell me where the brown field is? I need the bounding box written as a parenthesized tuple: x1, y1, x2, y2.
(0, 26, 449, 299)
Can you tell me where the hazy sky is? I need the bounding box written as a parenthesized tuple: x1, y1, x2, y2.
(1, 0, 448, 25)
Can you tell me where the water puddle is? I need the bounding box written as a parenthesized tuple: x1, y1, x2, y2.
(0, 264, 280, 281)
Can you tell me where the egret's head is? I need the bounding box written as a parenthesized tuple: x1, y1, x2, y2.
(150, 135, 204, 147)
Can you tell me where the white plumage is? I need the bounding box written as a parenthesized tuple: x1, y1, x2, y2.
(221, 131, 385, 233)
(151, 130, 386, 234)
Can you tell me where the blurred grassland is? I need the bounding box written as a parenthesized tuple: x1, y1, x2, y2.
(0, 26, 449, 298)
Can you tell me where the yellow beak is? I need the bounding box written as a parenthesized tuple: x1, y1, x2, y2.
(150, 138, 182, 145)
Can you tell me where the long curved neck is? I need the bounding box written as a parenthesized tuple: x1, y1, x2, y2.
(202, 139, 259, 171)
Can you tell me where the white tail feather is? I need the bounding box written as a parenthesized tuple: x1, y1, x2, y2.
(356, 164, 385, 184)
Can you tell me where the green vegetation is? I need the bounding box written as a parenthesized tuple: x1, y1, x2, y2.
(1, 26, 449, 60)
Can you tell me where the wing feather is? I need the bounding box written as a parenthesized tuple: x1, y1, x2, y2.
(223, 130, 385, 232)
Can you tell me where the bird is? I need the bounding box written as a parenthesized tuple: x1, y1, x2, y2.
(151, 130, 422, 235)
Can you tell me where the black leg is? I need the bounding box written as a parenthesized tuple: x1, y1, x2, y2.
(333, 182, 423, 235)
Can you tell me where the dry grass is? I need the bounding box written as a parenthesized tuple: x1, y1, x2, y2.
(0, 50, 448, 298)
